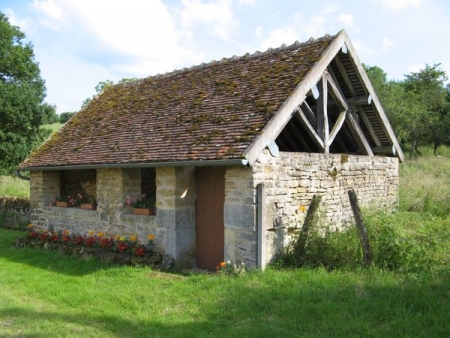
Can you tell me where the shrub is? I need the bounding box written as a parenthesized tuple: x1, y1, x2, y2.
(275, 210, 448, 275)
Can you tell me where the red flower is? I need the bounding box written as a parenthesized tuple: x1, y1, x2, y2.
(28, 230, 37, 239)
(100, 237, 113, 249)
(38, 232, 49, 241)
(62, 235, 71, 243)
(84, 236, 96, 247)
(73, 235, 84, 245)
(134, 247, 146, 257)
(50, 234, 59, 242)
(117, 242, 128, 253)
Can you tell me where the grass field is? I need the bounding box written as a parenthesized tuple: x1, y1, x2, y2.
(0, 229, 449, 337)
(0, 148, 449, 337)
(42, 122, 63, 134)
(0, 176, 30, 197)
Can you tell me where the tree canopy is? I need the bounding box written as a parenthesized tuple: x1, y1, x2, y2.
(365, 64, 450, 158)
(0, 11, 56, 175)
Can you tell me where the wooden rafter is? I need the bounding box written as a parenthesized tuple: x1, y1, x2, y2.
(346, 113, 374, 156)
(296, 108, 325, 149)
(330, 59, 382, 147)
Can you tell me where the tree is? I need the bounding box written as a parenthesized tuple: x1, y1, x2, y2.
(402, 64, 448, 157)
(0, 12, 55, 174)
(59, 112, 76, 124)
(365, 64, 449, 158)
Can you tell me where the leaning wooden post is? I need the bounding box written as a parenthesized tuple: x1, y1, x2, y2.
(294, 195, 322, 258)
(347, 188, 372, 267)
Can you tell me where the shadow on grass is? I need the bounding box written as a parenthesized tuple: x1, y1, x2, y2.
(1, 271, 449, 337)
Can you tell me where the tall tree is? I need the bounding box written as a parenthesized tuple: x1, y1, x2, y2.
(402, 64, 448, 157)
(365, 64, 449, 158)
(0, 12, 55, 174)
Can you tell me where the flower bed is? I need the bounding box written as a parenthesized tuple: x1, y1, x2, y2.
(14, 226, 163, 268)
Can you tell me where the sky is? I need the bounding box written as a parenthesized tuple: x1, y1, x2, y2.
(2, 0, 450, 114)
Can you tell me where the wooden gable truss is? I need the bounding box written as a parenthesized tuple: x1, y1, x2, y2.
(244, 30, 405, 165)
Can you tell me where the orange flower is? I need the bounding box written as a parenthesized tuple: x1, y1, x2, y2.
(147, 234, 155, 241)
(97, 232, 105, 238)
(27, 224, 33, 228)
(299, 205, 307, 213)
(88, 230, 95, 236)
(219, 261, 226, 268)
(114, 235, 121, 240)
(64, 230, 71, 235)
(130, 235, 137, 242)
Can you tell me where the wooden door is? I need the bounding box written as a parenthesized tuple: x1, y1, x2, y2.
(196, 167, 225, 271)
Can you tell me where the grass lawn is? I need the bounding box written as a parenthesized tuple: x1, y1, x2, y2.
(0, 176, 30, 197)
(0, 229, 449, 337)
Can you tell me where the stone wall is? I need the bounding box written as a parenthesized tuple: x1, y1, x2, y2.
(222, 150, 399, 268)
(252, 150, 399, 264)
(0, 196, 30, 229)
(224, 166, 258, 266)
(29, 166, 197, 269)
(28, 150, 399, 270)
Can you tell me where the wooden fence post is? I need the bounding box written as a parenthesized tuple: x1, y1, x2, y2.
(294, 195, 322, 259)
(347, 188, 372, 267)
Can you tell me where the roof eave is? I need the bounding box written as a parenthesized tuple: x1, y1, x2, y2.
(341, 32, 405, 162)
(17, 158, 249, 171)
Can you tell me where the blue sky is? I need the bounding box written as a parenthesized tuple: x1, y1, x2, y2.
(2, 0, 449, 114)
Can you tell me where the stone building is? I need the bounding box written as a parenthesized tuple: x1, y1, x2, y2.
(18, 30, 404, 271)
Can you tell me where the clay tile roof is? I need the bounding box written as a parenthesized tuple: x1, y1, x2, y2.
(19, 33, 337, 169)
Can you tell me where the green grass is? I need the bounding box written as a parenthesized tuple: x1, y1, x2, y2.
(0, 229, 449, 337)
(42, 122, 63, 134)
(0, 123, 62, 198)
(399, 154, 450, 216)
(1, 147, 449, 336)
(0, 176, 30, 197)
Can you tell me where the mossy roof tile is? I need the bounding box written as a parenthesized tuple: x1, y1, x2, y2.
(20, 33, 336, 169)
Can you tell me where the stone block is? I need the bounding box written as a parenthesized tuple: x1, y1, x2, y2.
(224, 203, 256, 231)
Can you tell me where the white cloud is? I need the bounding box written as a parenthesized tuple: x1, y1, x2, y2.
(180, 0, 238, 40)
(301, 15, 328, 39)
(256, 8, 337, 52)
(373, 0, 424, 12)
(382, 37, 396, 51)
(31, 0, 63, 19)
(352, 39, 374, 56)
(3, 8, 29, 30)
(323, 3, 338, 14)
(338, 13, 360, 33)
(64, 0, 181, 60)
(258, 26, 298, 51)
(238, 0, 255, 4)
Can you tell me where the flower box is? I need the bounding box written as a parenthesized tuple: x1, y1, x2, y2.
(56, 201, 71, 207)
(133, 207, 156, 215)
(80, 203, 97, 210)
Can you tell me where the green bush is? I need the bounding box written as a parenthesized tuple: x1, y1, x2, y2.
(59, 112, 76, 123)
(275, 210, 449, 275)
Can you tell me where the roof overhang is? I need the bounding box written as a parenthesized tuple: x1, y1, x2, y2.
(17, 158, 248, 171)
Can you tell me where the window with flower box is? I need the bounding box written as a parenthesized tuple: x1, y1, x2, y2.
(141, 168, 156, 207)
(59, 169, 97, 206)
